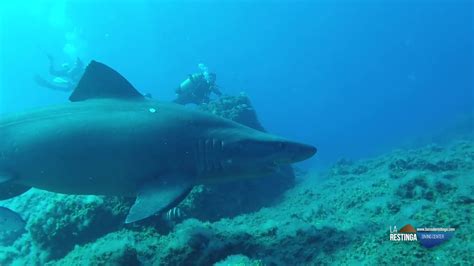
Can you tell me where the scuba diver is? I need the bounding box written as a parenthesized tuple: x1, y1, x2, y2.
(34, 54, 85, 92)
(174, 63, 222, 105)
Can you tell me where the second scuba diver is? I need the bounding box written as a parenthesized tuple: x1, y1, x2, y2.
(174, 64, 222, 105)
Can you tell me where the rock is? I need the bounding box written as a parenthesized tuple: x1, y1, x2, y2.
(200, 95, 264, 131)
(214, 254, 260, 266)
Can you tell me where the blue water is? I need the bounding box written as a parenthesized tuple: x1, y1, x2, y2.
(0, 1, 472, 167)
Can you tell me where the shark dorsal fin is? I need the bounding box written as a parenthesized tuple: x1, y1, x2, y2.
(69, 60, 144, 102)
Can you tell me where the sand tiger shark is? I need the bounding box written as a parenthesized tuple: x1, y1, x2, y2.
(0, 61, 316, 223)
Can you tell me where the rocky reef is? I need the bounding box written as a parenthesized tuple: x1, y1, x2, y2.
(0, 96, 472, 265)
(199, 94, 265, 131)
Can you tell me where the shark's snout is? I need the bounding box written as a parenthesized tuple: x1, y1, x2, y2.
(274, 141, 317, 165)
(293, 143, 317, 162)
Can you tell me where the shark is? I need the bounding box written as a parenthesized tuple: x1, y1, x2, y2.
(0, 61, 317, 223)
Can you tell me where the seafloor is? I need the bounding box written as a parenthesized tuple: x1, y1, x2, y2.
(1, 138, 472, 265)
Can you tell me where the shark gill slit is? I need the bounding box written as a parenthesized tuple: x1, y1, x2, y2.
(205, 139, 211, 172)
(195, 139, 202, 174)
(209, 139, 214, 171)
(199, 139, 206, 174)
(195, 138, 223, 176)
(212, 138, 222, 172)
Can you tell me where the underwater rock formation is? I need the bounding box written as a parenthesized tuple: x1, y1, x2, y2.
(199, 94, 265, 130)
(0, 191, 132, 262)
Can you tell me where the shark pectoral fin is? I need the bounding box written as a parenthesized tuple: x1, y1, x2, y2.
(125, 180, 193, 224)
(69, 60, 144, 102)
(0, 175, 31, 200)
